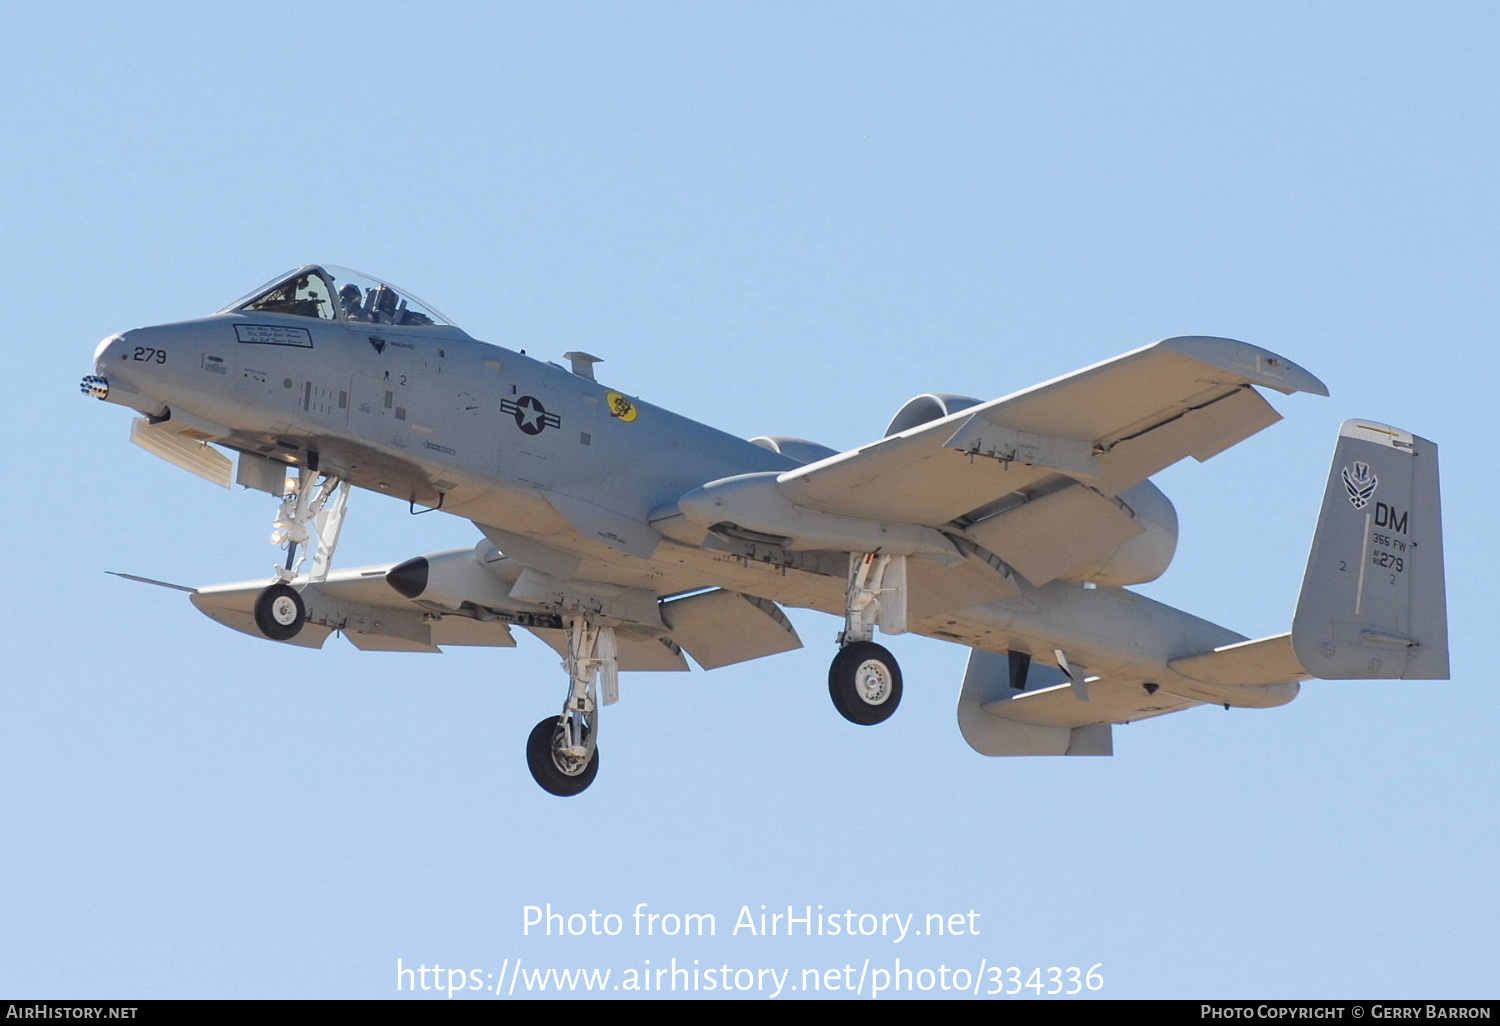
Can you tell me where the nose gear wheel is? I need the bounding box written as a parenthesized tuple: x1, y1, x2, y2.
(526, 714, 600, 796)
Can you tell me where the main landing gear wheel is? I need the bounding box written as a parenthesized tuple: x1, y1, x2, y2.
(526, 716, 600, 797)
(828, 641, 903, 725)
(253, 583, 305, 641)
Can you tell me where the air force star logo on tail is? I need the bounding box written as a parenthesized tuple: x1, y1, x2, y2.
(1342, 461, 1377, 509)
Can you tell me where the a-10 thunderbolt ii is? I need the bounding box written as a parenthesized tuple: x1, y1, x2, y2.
(81, 264, 1449, 795)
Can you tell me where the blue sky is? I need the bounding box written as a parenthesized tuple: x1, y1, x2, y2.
(3, 1, 1495, 999)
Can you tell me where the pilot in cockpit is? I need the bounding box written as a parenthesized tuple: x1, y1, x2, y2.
(338, 284, 364, 322)
(233, 267, 443, 328)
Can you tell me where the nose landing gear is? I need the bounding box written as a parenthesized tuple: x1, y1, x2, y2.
(251, 465, 350, 642)
(526, 714, 600, 797)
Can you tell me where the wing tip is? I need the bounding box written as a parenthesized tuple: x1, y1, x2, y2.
(1156, 335, 1330, 397)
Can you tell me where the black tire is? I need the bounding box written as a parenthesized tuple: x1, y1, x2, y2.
(253, 583, 305, 641)
(526, 716, 599, 796)
(828, 641, 903, 725)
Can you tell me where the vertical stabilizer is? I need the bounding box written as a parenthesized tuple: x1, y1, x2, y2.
(1292, 420, 1448, 680)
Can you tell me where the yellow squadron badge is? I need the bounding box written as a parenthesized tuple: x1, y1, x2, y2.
(606, 391, 639, 422)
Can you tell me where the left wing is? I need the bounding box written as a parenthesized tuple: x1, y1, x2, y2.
(677, 337, 1325, 593)
(781, 335, 1324, 525)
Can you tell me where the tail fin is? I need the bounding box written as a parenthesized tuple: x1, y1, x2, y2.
(1292, 420, 1448, 679)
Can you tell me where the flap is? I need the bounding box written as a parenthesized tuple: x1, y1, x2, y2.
(524, 627, 689, 671)
(964, 484, 1145, 587)
(661, 590, 802, 669)
(906, 547, 1020, 619)
(509, 567, 665, 629)
(344, 632, 441, 653)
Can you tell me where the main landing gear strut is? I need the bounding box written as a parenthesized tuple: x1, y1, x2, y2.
(526, 617, 619, 797)
(251, 465, 351, 642)
(828, 552, 907, 725)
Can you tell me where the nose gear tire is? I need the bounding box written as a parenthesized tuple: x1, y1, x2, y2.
(526, 716, 600, 796)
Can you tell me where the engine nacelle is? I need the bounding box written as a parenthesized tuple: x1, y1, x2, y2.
(748, 435, 838, 465)
(885, 393, 983, 436)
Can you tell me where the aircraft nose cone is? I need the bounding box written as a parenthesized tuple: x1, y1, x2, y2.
(93, 331, 125, 368)
(83, 332, 127, 402)
(81, 328, 168, 417)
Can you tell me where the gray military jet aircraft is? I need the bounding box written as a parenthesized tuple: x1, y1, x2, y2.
(82, 264, 1449, 795)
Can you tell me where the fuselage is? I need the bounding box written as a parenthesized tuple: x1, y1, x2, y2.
(88, 266, 1255, 706)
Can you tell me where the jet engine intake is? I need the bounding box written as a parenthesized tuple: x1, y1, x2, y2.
(885, 393, 983, 436)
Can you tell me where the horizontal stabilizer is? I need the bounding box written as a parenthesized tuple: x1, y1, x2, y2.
(1170, 632, 1310, 686)
(960, 649, 1129, 756)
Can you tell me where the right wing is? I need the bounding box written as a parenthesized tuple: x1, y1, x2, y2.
(191, 564, 519, 654)
(185, 546, 801, 670)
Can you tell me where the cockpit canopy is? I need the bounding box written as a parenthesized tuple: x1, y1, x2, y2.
(221, 265, 458, 330)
